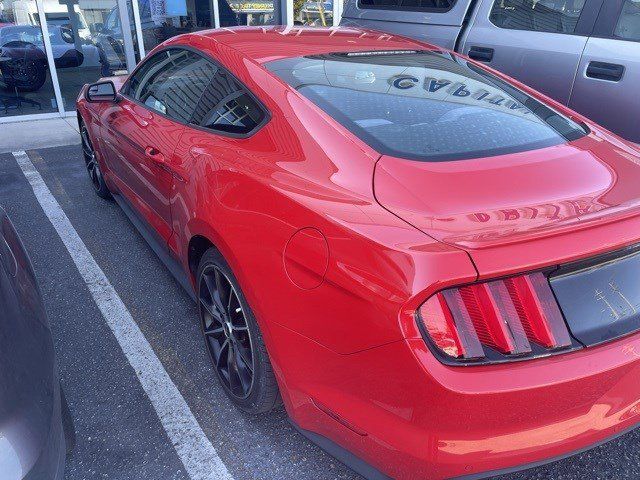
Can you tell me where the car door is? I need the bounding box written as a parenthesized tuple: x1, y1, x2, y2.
(459, 0, 602, 105)
(100, 48, 217, 242)
(568, 0, 640, 142)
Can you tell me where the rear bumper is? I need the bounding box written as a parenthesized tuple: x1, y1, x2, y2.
(276, 321, 640, 479)
(296, 416, 640, 480)
(456, 420, 640, 480)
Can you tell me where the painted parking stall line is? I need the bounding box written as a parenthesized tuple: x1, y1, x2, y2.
(11, 150, 233, 480)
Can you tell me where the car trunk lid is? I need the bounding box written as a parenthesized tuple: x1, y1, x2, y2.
(374, 135, 640, 273)
(375, 135, 640, 346)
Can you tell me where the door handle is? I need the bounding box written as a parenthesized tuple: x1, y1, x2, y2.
(145, 147, 186, 182)
(468, 46, 494, 62)
(586, 61, 625, 82)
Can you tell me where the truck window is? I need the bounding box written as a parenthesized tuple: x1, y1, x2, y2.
(357, 0, 457, 13)
(614, 0, 640, 41)
(490, 0, 586, 34)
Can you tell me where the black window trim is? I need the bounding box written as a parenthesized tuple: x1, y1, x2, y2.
(120, 45, 271, 140)
(356, 0, 457, 14)
(487, 0, 604, 38)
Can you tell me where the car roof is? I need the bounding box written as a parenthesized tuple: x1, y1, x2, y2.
(191, 26, 432, 64)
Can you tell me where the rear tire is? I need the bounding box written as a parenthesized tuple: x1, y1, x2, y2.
(197, 248, 281, 414)
(79, 119, 111, 200)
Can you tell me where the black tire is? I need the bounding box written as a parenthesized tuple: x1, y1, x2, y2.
(6, 59, 47, 92)
(79, 119, 111, 200)
(197, 247, 281, 414)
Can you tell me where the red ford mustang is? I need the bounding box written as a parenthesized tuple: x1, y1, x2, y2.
(76, 26, 640, 480)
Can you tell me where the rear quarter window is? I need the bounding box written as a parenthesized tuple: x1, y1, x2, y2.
(191, 68, 267, 136)
(266, 51, 587, 162)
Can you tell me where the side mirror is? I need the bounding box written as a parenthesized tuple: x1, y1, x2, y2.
(86, 81, 117, 103)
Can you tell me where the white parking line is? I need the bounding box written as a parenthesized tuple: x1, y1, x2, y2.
(12, 150, 233, 480)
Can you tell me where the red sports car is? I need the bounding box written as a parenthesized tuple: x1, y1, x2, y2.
(76, 26, 640, 480)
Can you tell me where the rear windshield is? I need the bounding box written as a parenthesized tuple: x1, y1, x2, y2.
(265, 50, 588, 162)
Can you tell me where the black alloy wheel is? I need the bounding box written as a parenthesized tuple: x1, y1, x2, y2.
(200, 264, 254, 399)
(197, 248, 281, 413)
(80, 120, 111, 199)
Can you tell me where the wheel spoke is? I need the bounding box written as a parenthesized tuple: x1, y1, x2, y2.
(214, 268, 231, 312)
(200, 296, 222, 323)
(215, 338, 229, 367)
(232, 344, 252, 394)
(227, 343, 242, 394)
(233, 340, 253, 373)
(227, 286, 237, 312)
(204, 324, 224, 337)
(203, 272, 225, 314)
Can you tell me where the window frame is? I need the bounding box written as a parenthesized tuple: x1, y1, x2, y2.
(487, 0, 604, 37)
(356, 0, 458, 14)
(121, 45, 271, 139)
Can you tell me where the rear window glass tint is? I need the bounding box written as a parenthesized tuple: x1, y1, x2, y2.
(266, 51, 587, 162)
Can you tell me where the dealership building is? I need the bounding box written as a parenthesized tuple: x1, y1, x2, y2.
(0, 0, 342, 122)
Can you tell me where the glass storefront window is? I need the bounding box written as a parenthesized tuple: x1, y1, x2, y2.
(0, 0, 344, 121)
(40, 0, 132, 112)
(0, 0, 59, 117)
(294, 0, 333, 26)
(221, 0, 276, 26)
(136, 0, 277, 54)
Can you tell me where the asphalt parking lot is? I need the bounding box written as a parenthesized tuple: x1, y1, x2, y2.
(2, 144, 640, 480)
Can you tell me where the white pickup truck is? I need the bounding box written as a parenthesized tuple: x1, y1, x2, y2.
(341, 0, 640, 143)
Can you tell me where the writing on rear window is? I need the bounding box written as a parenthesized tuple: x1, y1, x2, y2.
(266, 50, 587, 162)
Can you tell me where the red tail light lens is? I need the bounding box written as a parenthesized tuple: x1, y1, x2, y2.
(417, 272, 576, 364)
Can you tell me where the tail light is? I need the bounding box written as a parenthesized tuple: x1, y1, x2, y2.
(417, 272, 578, 365)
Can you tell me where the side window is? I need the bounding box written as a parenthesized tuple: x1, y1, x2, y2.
(191, 69, 266, 135)
(127, 49, 217, 122)
(614, 0, 640, 41)
(358, 0, 456, 12)
(490, 0, 587, 34)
